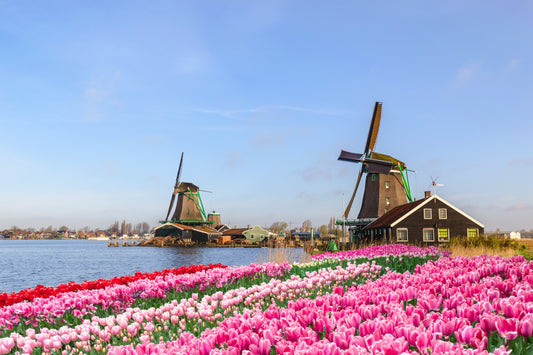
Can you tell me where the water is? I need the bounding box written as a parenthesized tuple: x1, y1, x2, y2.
(0, 240, 305, 294)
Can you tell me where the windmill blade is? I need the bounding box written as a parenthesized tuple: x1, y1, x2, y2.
(175, 152, 184, 188)
(165, 152, 184, 221)
(363, 102, 382, 155)
(344, 167, 363, 219)
(165, 195, 176, 221)
(338, 150, 364, 163)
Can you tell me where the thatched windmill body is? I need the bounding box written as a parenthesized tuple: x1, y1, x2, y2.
(339, 102, 413, 220)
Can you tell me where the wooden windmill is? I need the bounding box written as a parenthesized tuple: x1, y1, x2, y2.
(164, 153, 209, 224)
(338, 102, 413, 220)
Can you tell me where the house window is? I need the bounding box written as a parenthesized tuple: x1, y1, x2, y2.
(438, 208, 447, 219)
(386, 197, 390, 205)
(372, 174, 376, 181)
(423, 228, 435, 242)
(423, 208, 432, 219)
(397, 228, 408, 242)
(385, 181, 389, 189)
(467, 228, 479, 238)
(384, 208, 388, 213)
(438, 228, 450, 242)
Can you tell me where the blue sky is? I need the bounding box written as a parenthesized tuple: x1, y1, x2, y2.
(1, 1, 532, 232)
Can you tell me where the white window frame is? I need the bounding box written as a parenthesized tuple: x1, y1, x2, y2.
(396, 228, 408, 242)
(467, 228, 479, 238)
(423, 228, 435, 242)
(423, 208, 432, 219)
(438, 208, 447, 220)
(385, 181, 389, 189)
(438, 228, 450, 242)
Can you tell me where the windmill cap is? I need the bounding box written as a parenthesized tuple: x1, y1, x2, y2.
(369, 152, 406, 169)
(177, 182, 199, 192)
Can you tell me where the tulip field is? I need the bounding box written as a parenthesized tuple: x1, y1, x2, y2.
(0, 244, 532, 354)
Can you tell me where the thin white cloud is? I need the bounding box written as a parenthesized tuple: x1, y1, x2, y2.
(505, 203, 533, 212)
(505, 58, 521, 73)
(82, 71, 121, 122)
(193, 105, 347, 120)
(175, 47, 211, 76)
(250, 130, 287, 148)
(508, 157, 533, 167)
(224, 150, 242, 170)
(100, 160, 119, 176)
(453, 63, 480, 87)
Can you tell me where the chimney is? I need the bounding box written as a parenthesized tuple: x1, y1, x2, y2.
(424, 191, 431, 199)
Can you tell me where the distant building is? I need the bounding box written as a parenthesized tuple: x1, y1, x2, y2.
(361, 193, 484, 245)
(510, 231, 521, 239)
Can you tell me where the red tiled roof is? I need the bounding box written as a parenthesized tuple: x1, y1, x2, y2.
(364, 199, 427, 230)
(222, 228, 249, 236)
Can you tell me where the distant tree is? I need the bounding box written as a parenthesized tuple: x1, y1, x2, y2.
(46, 225, 54, 233)
(301, 220, 312, 233)
(82, 226, 90, 233)
(328, 217, 339, 233)
(319, 224, 328, 236)
(141, 222, 150, 234)
(108, 221, 119, 234)
(10, 226, 19, 233)
(59, 225, 69, 232)
(269, 221, 288, 234)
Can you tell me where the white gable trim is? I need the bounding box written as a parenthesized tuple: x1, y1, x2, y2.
(432, 195, 485, 228)
(391, 195, 485, 228)
(391, 197, 434, 227)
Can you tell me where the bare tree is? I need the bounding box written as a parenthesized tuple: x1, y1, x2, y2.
(141, 222, 150, 234)
(108, 221, 119, 233)
(269, 221, 288, 234)
(301, 220, 312, 233)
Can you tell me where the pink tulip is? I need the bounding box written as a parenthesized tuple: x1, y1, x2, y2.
(518, 314, 533, 337)
(415, 330, 431, 353)
(479, 314, 497, 333)
(495, 317, 518, 340)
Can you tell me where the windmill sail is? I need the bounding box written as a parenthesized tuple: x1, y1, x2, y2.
(364, 102, 382, 155)
(165, 152, 184, 221)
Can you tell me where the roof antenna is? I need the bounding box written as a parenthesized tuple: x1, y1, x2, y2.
(431, 176, 444, 196)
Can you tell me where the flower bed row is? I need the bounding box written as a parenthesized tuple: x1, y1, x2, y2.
(0, 264, 226, 308)
(106, 254, 532, 355)
(0, 263, 290, 337)
(2, 245, 530, 354)
(312, 244, 451, 261)
(0, 260, 382, 354)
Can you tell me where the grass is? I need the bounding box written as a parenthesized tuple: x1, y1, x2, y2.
(448, 244, 518, 258)
(258, 242, 314, 264)
(445, 235, 533, 259)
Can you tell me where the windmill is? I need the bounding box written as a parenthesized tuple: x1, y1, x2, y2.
(338, 102, 413, 220)
(164, 152, 209, 224)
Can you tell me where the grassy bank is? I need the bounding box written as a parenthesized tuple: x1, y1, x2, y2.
(446, 235, 533, 259)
